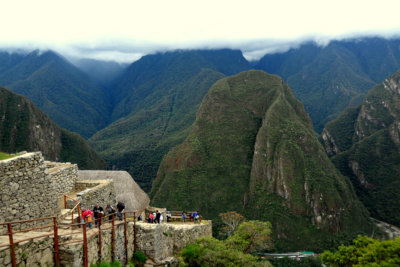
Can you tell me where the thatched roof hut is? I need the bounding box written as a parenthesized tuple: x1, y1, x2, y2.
(78, 170, 150, 211)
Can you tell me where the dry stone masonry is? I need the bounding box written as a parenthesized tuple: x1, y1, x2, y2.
(0, 152, 60, 224)
(46, 161, 78, 196)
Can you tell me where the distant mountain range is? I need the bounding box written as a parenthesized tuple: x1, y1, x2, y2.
(0, 50, 111, 138)
(0, 86, 105, 169)
(321, 70, 400, 227)
(150, 70, 374, 251)
(255, 38, 400, 131)
(1, 37, 400, 192)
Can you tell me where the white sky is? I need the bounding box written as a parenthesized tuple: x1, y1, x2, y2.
(1, 0, 400, 62)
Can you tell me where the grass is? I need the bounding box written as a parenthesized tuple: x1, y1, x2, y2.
(0, 152, 15, 160)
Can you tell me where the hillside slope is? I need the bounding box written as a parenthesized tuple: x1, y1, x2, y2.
(90, 49, 249, 191)
(322, 70, 400, 226)
(151, 70, 373, 251)
(255, 38, 400, 131)
(0, 50, 110, 138)
(0, 86, 105, 169)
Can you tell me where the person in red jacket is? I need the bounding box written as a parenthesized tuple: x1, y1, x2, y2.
(82, 208, 93, 229)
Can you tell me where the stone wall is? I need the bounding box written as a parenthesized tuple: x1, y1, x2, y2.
(74, 180, 117, 211)
(46, 162, 78, 196)
(0, 234, 54, 267)
(0, 152, 60, 225)
(0, 220, 212, 266)
(136, 221, 212, 264)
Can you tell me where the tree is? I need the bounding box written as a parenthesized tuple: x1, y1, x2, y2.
(180, 220, 273, 266)
(226, 220, 272, 254)
(219, 211, 246, 237)
(321, 235, 400, 266)
(180, 236, 272, 267)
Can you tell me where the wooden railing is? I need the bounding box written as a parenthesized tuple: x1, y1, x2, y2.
(167, 211, 202, 223)
(63, 195, 81, 230)
(0, 216, 58, 267)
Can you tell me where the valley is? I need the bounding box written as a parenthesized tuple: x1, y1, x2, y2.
(1, 36, 400, 255)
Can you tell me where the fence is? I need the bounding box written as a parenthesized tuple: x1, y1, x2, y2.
(0, 211, 142, 267)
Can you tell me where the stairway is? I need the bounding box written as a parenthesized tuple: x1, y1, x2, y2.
(58, 209, 80, 229)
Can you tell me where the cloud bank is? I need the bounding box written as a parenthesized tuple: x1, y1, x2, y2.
(1, 0, 400, 62)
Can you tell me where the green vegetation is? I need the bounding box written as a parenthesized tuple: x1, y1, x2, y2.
(255, 38, 400, 132)
(151, 70, 374, 251)
(322, 70, 400, 226)
(268, 257, 322, 267)
(90, 49, 249, 191)
(180, 220, 272, 267)
(321, 235, 400, 266)
(0, 50, 111, 138)
(90, 261, 121, 267)
(131, 251, 146, 266)
(0, 152, 14, 160)
(0, 86, 105, 169)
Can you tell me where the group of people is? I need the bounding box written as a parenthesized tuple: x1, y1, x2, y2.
(147, 210, 163, 224)
(81, 201, 125, 228)
(182, 211, 199, 223)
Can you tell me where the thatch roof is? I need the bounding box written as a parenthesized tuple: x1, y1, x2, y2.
(78, 170, 150, 211)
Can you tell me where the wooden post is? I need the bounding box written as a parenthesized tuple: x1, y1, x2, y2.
(53, 217, 60, 267)
(7, 223, 16, 267)
(98, 217, 102, 263)
(78, 205, 81, 228)
(82, 223, 88, 267)
(112, 214, 115, 262)
(71, 211, 74, 230)
(133, 211, 137, 252)
(124, 213, 128, 264)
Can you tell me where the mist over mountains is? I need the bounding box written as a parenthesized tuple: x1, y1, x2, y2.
(2, 35, 400, 252)
(1, 36, 400, 193)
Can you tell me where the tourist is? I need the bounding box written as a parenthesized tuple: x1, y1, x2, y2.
(166, 211, 171, 222)
(93, 204, 104, 227)
(193, 211, 199, 223)
(82, 208, 93, 229)
(153, 212, 156, 223)
(148, 212, 154, 223)
(156, 210, 161, 224)
(116, 201, 125, 221)
(182, 211, 187, 223)
(160, 212, 164, 224)
(105, 204, 115, 221)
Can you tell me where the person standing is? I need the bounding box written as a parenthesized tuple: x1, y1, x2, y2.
(156, 211, 161, 224)
(105, 204, 115, 221)
(93, 204, 104, 227)
(82, 208, 93, 229)
(116, 201, 125, 221)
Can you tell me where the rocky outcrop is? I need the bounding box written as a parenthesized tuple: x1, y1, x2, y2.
(322, 70, 400, 226)
(0, 86, 105, 169)
(151, 70, 373, 250)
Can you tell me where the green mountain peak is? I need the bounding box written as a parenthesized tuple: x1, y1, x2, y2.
(151, 70, 373, 251)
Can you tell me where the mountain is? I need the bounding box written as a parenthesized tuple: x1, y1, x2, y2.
(68, 57, 127, 87)
(89, 49, 250, 191)
(0, 50, 111, 138)
(150, 70, 373, 251)
(0, 86, 105, 169)
(255, 38, 400, 131)
(321, 70, 400, 227)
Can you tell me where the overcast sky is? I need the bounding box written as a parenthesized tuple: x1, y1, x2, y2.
(1, 0, 400, 63)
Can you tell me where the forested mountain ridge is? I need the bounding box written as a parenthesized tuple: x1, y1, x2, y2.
(321, 70, 400, 227)
(0, 50, 111, 138)
(89, 49, 249, 191)
(0, 86, 105, 169)
(151, 70, 374, 251)
(255, 38, 400, 131)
